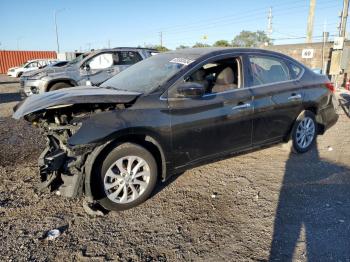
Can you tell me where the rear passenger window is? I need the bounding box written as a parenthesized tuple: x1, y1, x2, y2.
(290, 62, 302, 79)
(248, 56, 290, 86)
(115, 51, 142, 65)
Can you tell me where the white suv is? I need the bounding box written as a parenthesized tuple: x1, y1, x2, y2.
(7, 59, 57, 78)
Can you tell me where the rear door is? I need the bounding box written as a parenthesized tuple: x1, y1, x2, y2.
(246, 54, 304, 145)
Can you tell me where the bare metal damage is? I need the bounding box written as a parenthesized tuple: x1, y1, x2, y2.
(13, 87, 141, 197)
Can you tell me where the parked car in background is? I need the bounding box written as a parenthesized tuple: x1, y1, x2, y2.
(13, 48, 338, 212)
(42, 60, 69, 68)
(20, 47, 158, 96)
(21, 60, 69, 80)
(7, 59, 57, 77)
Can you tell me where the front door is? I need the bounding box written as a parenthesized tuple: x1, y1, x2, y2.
(80, 52, 117, 85)
(168, 55, 254, 168)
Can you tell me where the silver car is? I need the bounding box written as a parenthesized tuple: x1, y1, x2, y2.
(20, 47, 157, 96)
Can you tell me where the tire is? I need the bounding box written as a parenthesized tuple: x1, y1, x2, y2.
(49, 82, 72, 91)
(291, 110, 318, 153)
(93, 143, 158, 211)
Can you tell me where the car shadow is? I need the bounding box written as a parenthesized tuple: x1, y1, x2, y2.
(339, 93, 350, 118)
(150, 172, 183, 198)
(0, 92, 21, 104)
(269, 142, 350, 261)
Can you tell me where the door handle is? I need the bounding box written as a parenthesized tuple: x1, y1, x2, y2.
(106, 69, 113, 73)
(232, 103, 251, 110)
(288, 94, 302, 100)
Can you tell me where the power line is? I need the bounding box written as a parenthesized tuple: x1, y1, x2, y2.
(152, 1, 340, 38)
(131, 0, 316, 42)
(158, 0, 310, 32)
(133, 0, 341, 47)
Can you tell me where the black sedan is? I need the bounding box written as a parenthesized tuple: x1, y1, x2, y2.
(13, 48, 338, 211)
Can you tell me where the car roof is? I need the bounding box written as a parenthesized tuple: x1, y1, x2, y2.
(163, 47, 305, 68)
(88, 47, 158, 54)
(27, 59, 57, 62)
(165, 47, 287, 57)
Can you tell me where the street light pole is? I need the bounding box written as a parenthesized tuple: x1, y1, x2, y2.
(16, 37, 23, 50)
(54, 9, 65, 54)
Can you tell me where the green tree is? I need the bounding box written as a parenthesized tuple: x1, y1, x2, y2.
(192, 42, 211, 48)
(213, 40, 231, 47)
(146, 45, 170, 52)
(155, 45, 170, 52)
(176, 45, 190, 50)
(232, 30, 272, 47)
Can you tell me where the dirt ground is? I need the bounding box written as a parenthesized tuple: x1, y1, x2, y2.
(0, 74, 350, 261)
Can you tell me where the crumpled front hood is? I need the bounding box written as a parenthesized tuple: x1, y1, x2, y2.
(13, 86, 141, 119)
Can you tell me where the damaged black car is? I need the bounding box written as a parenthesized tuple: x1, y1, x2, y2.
(13, 48, 339, 211)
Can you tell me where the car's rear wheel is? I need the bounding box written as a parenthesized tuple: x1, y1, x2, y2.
(49, 82, 72, 91)
(94, 143, 158, 211)
(291, 110, 318, 153)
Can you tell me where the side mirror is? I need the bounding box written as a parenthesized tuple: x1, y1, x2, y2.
(177, 82, 205, 98)
(83, 64, 91, 72)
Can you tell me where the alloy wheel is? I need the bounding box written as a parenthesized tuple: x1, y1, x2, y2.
(103, 156, 151, 204)
(296, 117, 315, 149)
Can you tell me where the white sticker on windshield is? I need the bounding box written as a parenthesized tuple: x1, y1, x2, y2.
(169, 58, 194, 65)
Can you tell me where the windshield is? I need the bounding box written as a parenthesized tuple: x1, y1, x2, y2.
(101, 53, 195, 93)
(21, 61, 31, 68)
(68, 53, 89, 65)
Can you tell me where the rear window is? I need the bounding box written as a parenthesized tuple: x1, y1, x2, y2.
(249, 55, 290, 86)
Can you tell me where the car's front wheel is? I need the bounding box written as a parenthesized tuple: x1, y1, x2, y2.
(291, 110, 318, 153)
(94, 143, 158, 211)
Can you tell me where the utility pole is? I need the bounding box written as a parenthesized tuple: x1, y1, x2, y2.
(108, 39, 111, 48)
(339, 0, 349, 38)
(322, 20, 329, 74)
(54, 9, 65, 54)
(267, 7, 273, 41)
(159, 32, 163, 48)
(306, 0, 316, 43)
(16, 37, 21, 50)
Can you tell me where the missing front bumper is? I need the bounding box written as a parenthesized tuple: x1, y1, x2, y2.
(37, 146, 83, 198)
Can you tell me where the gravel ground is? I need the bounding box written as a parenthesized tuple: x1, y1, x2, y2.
(1, 74, 350, 261)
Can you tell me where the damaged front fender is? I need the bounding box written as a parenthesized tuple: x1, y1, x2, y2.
(68, 106, 171, 146)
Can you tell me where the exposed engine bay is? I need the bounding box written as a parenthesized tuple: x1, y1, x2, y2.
(27, 103, 124, 197)
(12, 86, 141, 199)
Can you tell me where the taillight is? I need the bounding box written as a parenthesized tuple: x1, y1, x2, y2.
(325, 82, 335, 93)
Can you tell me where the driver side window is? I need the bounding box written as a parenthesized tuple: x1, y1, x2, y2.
(184, 57, 242, 94)
(88, 53, 114, 70)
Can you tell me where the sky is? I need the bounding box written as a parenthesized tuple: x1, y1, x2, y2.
(0, 0, 346, 52)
